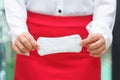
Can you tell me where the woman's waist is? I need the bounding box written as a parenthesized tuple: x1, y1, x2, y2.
(27, 11, 92, 27)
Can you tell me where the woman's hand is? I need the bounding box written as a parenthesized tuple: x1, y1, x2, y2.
(80, 33, 106, 57)
(12, 32, 39, 56)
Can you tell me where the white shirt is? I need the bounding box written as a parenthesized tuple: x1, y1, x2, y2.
(4, 0, 116, 49)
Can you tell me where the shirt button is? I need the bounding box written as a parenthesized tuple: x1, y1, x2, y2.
(58, 9, 62, 13)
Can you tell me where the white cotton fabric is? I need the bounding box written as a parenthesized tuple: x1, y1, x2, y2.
(37, 34, 82, 56)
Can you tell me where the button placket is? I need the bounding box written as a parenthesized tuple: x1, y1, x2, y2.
(56, 0, 63, 15)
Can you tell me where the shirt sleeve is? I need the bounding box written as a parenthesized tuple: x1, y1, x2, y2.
(4, 0, 28, 44)
(86, 0, 116, 50)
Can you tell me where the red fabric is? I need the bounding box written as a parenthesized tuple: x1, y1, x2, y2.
(14, 11, 101, 80)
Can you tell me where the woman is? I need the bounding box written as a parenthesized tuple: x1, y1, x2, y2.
(4, 0, 116, 80)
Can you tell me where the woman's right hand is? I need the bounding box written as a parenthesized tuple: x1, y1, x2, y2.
(12, 32, 39, 56)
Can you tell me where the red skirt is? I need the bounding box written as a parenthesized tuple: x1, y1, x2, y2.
(14, 11, 100, 80)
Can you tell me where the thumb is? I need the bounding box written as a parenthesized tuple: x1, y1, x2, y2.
(80, 34, 97, 46)
(80, 37, 90, 46)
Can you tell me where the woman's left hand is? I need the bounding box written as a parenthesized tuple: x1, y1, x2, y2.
(80, 33, 106, 57)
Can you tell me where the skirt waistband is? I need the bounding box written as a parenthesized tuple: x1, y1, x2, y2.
(27, 11, 92, 27)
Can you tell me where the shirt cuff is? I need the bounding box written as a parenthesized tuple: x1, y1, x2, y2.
(86, 21, 113, 50)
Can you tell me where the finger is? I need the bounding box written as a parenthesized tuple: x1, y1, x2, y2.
(22, 34, 34, 50)
(25, 33, 39, 49)
(18, 36, 33, 51)
(91, 49, 106, 57)
(88, 44, 106, 55)
(81, 34, 99, 46)
(15, 40, 29, 53)
(13, 45, 30, 56)
(87, 38, 105, 50)
(12, 45, 22, 54)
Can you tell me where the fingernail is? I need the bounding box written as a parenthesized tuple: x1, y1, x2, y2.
(80, 41, 84, 46)
(37, 47, 40, 50)
(36, 45, 40, 49)
(80, 41, 82, 45)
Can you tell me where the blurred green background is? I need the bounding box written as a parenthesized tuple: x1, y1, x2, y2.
(0, 0, 15, 80)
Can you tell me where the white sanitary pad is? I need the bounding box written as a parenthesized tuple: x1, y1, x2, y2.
(37, 34, 82, 56)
